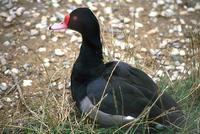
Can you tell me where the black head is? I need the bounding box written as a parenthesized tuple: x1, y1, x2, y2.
(68, 8, 100, 37)
(49, 8, 100, 39)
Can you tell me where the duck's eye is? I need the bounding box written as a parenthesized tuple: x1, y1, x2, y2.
(73, 16, 78, 21)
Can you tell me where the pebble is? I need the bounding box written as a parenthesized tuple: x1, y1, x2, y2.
(3, 41, 10, 46)
(23, 80, 33, 87)
(41, 35, 46, 40)
(6, 14, 15, 22)
(0, 12, 9, 18)
(30, 29, 39, 36)
(25, 21, 31, 27)
(0, 101, 3, 109)
(140, 47, 147, 52)
(0, 83, 8, 91)
(123, 17, 131, 23)
(170, 48, 179, 56)
(161, 9, 175, 17)
(149, 11, 158, 17)
(187, 8, 195, 12)
(0, 56, 7, 65)
(179, 50, 186, 56)
(58, 82, 65, 90)
(51, 36, 58, 42)
(54, 49, 65, 56)
(157, 0, 165, 5)
(3, 97, 12, 103)
(104, 7, 112, 14)
(21, 45, 28, 53)
(11, 68, 19, 74)
(38, 47, 46, 52)
(195, 3, 200, 10)
(74, 0, 83, 5)
(16, 7, 25, 16)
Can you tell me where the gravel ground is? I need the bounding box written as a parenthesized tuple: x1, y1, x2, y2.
(0, 0, 200, 130)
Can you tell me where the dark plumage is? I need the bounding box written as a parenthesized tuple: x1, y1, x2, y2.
(50, 8, 185, 132)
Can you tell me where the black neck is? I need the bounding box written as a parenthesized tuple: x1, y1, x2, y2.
(78, 35, 103, 68)
(71, 35, 104, 106)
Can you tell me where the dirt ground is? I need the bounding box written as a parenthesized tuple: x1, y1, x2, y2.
(0, 0, 200, 132)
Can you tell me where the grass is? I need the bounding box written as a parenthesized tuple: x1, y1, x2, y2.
(1, 71, 199, 134)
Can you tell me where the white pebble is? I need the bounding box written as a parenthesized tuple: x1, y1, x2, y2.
(74, 0, 83, 5)
(16, 7, 25, 16)
(104, 7, 112, 14)
(54, 49, 64, 56)
(161, 9, 175, 17)
(0, 83, 8, 91)
(23, 80, 33, 87)
(40, 35, 46, 40)
(30, 29, 39, 36)
(4, 97, 12, 103)
(38, 47, 46, 52)
(3, 41, 10, 46)
(149, 11, 158, 17)
(179, 50, 186, 56)
(51, 36, 58, 42)
(171, 48, 179, 56)
(11, 68, 19, 74)
(195, 3, 200, 10)
(21, 45, 28, 53)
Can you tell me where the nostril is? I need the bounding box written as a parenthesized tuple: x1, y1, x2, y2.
(49, 26, 52, 30)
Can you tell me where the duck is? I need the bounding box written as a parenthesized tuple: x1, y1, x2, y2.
(49, 8, 185, 131)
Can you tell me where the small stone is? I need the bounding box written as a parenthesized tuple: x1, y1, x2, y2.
(0, 83, 8, 91)
(161, 9, 175, 17)
(38, 47, 46, 52)
(147, 27, 159, 35)
(30, 29, 39, 36)
(23, 80, 32, 87)
(58, 82, 64, 90)
(171, 48, 179, 56)
(86, 2, 97, 11)
(123, 17, 131, 23)
(25, 21, 31, 27)
(135, 22, 143, 29)
(6, 15, 15, 22)
(43, 58, 50, 63)
(140, 48, 147, 52)
(0, 12, 9, 18)
(157, 0, 165, 5)
(179, 50, 186, 56)
(11, 68, 19, 74)
(21, 45, 28, 53)
(70, 35, 78, 42)
(54, 49, 64, 56)
(32, 12, 40, 17)
(176, 0, 183, 5)
(104, 7, 112, 14)
(156, 70, 164, 77)
(3, 97, 12, 103)
(4, 69, 12, 75)
(150, 49, 160, 56)
(16, 7, 25, 16)
(41, 35, 46, 40)
(50, 16, 57, 22)
(3, 41, 10, 46)
(195, 3, 200, 10)
(149, 11, 158, 17)
(51, 36, 58, 42)
(74, 0, 83, 5)
(0, 56, 7, 65)
(0, 101, 3, 109)
(187, 8, 195, 12)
